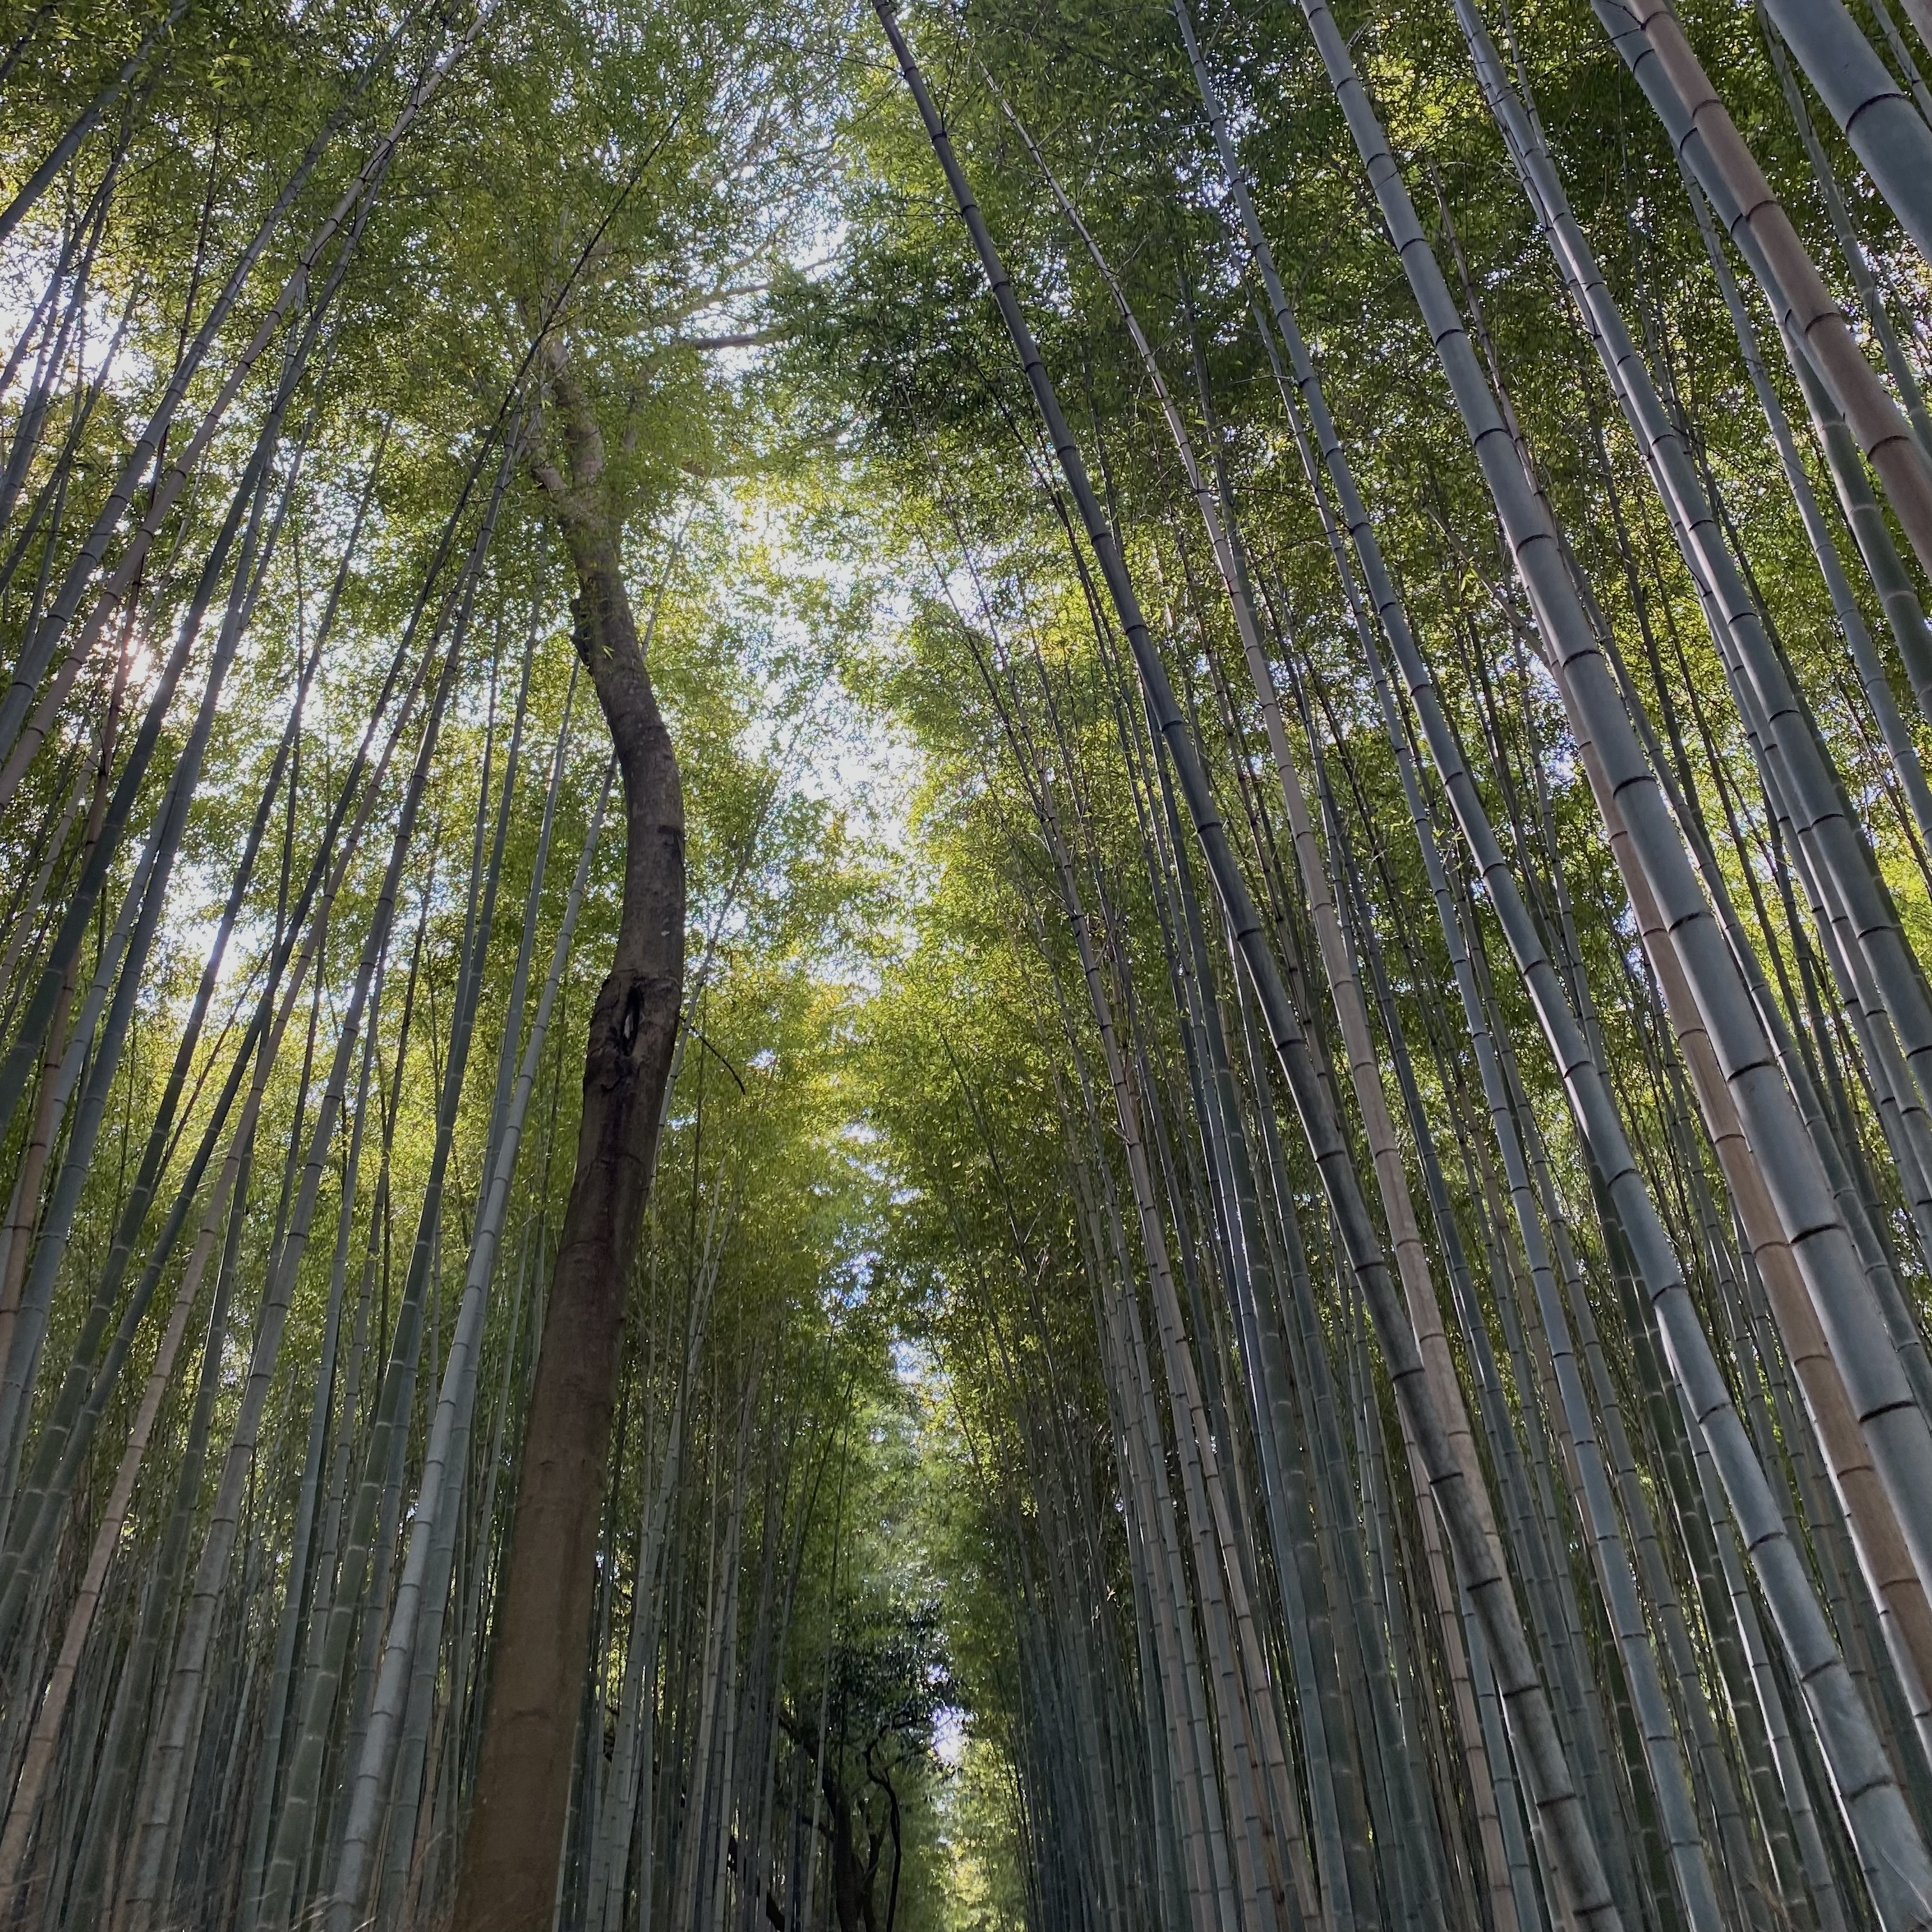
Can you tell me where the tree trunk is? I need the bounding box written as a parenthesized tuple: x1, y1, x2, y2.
(452, 525, 684, 1932)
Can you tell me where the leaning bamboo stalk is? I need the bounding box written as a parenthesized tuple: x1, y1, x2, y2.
(0, 749, 89, 1033)
(1587, 0, 1932, 585)
(1680, 162, 1932, 863)
(0, 157, 116, 464)
(1086, 1135, 1239, 1932)
(1094, 470, 1394, 1926)
(1752, 0, 1932, 267)
(1761, 13, 1932, 467)
(1325, 780, 1598, 1922)
(0, 0, 184, 249)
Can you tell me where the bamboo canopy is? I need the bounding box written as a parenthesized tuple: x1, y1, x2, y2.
(3, 0, 1932, 1926)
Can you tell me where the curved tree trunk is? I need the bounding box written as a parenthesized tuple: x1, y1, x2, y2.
(451, 476, 685, 1930)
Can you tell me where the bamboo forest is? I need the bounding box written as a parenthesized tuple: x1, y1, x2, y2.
(17, 0, 1932, 1929)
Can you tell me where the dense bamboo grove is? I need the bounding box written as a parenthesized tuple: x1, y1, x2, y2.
(5, 0, 1932, 1926)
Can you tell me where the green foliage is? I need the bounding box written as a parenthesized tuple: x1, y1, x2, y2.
(7, 0, 1932, 1920)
